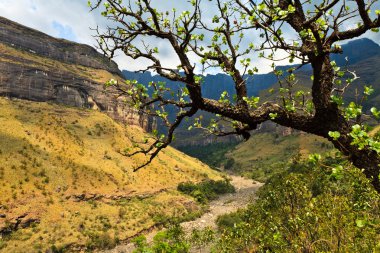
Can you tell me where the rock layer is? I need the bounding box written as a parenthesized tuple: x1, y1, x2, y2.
(0, 16, 154, 131)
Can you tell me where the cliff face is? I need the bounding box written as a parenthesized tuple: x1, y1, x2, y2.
(0, 16, 154, 131)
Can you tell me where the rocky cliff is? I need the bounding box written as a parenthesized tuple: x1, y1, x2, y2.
(0, 16, 154, 131)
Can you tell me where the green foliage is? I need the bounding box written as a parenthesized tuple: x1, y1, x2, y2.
(132, 235, 150, 253)
(190, 228, 215, 250)
(50, 245, 66, 253)
(216, 211, 244, 230)
(133, 225, 189, 253)
(350, 124, 380, 152)
(177, 179, 235, 204)
(214, 158, 380, 252)
(177, 142, 239, 169)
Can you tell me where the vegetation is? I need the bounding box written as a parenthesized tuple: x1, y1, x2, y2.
(132, 225, 190, 253)
(178, 131, 335, 181)
(227, 131, 334, 181)
(132, 156, 380, 252)
(92, 0, 380, 192)
(0, 98, 220, 252)
(177, 179, 235, 203)
(214, 157, 380, 252)
(177, 142, 239, 169)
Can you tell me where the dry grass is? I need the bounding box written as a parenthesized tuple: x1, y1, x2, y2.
(226, 132, 334, 181)
(0, 97, 220, 252)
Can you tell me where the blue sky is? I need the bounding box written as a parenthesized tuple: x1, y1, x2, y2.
(51, 21, 77, 41)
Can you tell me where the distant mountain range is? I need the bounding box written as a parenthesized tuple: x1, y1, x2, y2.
(123, 38, 380, 101)
(122, 38, 380, 146)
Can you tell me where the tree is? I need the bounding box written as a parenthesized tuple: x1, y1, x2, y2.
(90, 0, 380, 192)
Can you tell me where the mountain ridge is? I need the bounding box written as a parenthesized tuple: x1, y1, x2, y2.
(122, 38, 380, 100)
(122, 38, 380, 146)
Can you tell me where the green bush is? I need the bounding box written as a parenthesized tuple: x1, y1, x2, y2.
(85, 232, 116, 250)
(216, 211, 244, 230)
(177, 182, 198, 195)
(215, 158, 380, 252)
(177, 179, 235, 203)
(133, 224, 189, 253)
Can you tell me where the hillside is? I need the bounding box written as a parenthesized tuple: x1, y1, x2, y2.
(0, 97, 220, 252)
(179, 129, 335, 182)
(225, 132, 334, 181)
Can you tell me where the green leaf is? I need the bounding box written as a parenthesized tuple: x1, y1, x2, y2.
(269, 113, 278, 120)
(287, 5, 296, 13)
(308, 153, 321, 164)
(356, 219, 366, 228)
(330, 95, 343, 105)
(364, 85, 374, 96)
(328, 131, 341, 140)
(371, 107, 380, 119)
(331, 165, 343, 180)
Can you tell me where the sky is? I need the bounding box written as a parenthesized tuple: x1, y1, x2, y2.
(1, 0, 380, 74)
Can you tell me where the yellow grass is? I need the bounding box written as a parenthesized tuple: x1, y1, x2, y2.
(0, 98, 220, 252)
(225, 132, 334, 181)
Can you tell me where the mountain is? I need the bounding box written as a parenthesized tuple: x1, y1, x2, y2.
(331, 38, 380, 66)
(123, 38, 380, 101)
(123, 68, 276, 100)
(122, 38, 380, 147)
(172, 38, 380, 179)
(0, 16, 154, 132)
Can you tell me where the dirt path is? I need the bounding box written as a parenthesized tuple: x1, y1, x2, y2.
(102, 176, 263, 253)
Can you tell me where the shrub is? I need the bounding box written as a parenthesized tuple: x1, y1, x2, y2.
(177, 179, 235, 203)
(85, 232, 116, 250)
(133, 224, 189, 253)
(215, 158, 380, 252)
(216, 212, 244, 230)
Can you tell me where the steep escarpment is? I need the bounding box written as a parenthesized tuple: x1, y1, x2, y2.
(0, 16, 154, 131)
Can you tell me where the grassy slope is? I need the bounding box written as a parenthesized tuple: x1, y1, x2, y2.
(224, 132, 334, 181)
(0, 98, 220, 252)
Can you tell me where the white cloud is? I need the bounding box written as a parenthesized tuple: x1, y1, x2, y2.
(0, 0, 96, 43)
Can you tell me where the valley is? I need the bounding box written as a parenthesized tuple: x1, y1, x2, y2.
(103, 176, 263, 253)
(1, 1, 380, 251)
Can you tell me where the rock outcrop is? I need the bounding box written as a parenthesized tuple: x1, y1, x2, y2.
(0, 16, 154, 131)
